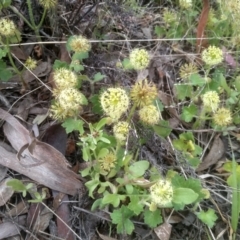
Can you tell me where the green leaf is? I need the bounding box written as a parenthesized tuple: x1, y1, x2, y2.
(173, 188, 198, 205)
(62, 118, 84, 134)
(110, 206, 135, 234)
(7, 179, 27, 192)
(128, 195, 144, 215)
(93, 72, 106, 82)
(154, 25, 165, 37)
(0, 60, 12, 81)
(129, 160, 149, 178)
(196, 209, 218, 228)
(95, 118, 108, 130)
(97, 148, 109, 158)
(70, 61, 84, 72)
(72, 52, 89, 61)
(90, 94, 103, 115)
(0, 68, 12, 81)
(102, 194, 125, 207)
(85, 179, 100, 198)
(125, 184, 134, 194)
(122, 58, 133, 70)
(0, 47, 8, 59)
(144, 209, 162, 228)
(0, 0, 12, 9)
(53, 60, 69, 70)
(189, 74, 206, 86)
(181, 104, 198, 122)
(174, 84, 193, 100)
(153, 120, 172, 138)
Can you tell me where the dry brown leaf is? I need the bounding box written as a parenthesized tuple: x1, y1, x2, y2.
(196, 134, 225, 172)
(8, 60, 51, 83)
(0, 215, 26, 239)
(154, 222, 172, 240)
(196, 0, 210, 53)
(0, 108, 83, 195)
(0, 178, 14, 206)
(6, 200, 29, 217)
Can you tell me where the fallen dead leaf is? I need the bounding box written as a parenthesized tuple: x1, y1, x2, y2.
(0, 215, 26, 239)
(196, 134, 225, 172)
(154, 222, 172, 240)
(196, 0, 210, 53)
(0, 108, 83, 195)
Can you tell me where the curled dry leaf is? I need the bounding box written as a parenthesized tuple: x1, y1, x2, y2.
(0, 108, 83, 195)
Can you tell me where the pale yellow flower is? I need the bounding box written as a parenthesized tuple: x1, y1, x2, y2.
(213, 108, 232, 126)
(69, 35, 91, 53)
(150, 179, 173, 207)
(25, 57, 37, 70)
(53, 68, 78, 90)
(179, 0, 192, 9)
(202, 91, 220, 111)
(113, 121, 129, 143)
(130, 79, 158, 107)
(139, 105, 160, 125)
(202, 46, 223, 66)
(39, 0, 57, 9)
(0, 19, 17, 36)
(179, 63, 198, 80)
(129, 48, 150, 70)
(100, 88, 129, 121)
(98, 152, 116, 172)
(58, 88, 86, 110)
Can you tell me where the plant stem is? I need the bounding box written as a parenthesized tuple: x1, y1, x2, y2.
(229, 136, 239, 240)
(9, 6, 33, 29)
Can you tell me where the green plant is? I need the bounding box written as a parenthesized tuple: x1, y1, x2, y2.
(7, 179, 46, 203)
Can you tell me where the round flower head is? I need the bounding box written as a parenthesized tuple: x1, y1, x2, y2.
(130, 79, 158, 107)
(163, 9, 178, 25)
(58, 88, 87, 111)
(0, 19, 17, 37)
(53, 68, 78, 90)
(202, 46, 223, 66)
(179, 0, 192, 9)
(39, 0, 57, 9)
(213, 108, 232, 126)
(202, 91, 220, 111)
(139, 105, 160, 125)
(179, 63, 198, 80)
(98, 152, 116, 172)
(69, 35, 91, 53)
(129, 48, 150, 70)
(113, 121, 129, 143)
(100, 88, 129, 121)
(150, 179, 173, 207)
(50, 101, 81, 120)
(25, 57, 37, 70)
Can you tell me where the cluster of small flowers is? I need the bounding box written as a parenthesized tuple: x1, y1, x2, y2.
(202, 45, 223, 66)
(129, 48, 150, 70)
(50, 36, 91, 120)
(149, 179, 173, 209)
(50, 68, 87, 120)
(0, 18, 21, 42)
(179, 0, 192, 9)
(100, 78, 159, 144)
(202, 90, 232, 126)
